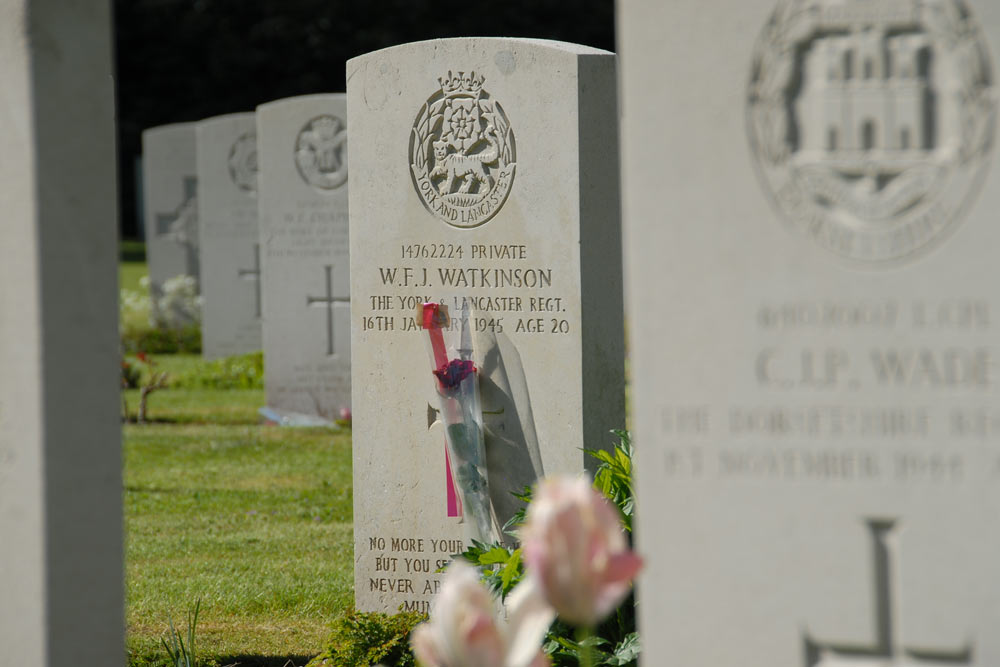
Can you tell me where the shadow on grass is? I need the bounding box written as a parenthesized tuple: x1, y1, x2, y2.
(124, 484, 183, 494)
(217, 656, 314, 667)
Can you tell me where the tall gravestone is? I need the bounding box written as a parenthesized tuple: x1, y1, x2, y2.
(348, 38, 624, 613)
(0, 0, 123, 662)
(197, 113, 262, 358)
(619, 1, 1000, 665)
(142, 122, 199, 325)
(257, 94, 351, 422)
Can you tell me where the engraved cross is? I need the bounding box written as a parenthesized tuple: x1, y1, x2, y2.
(306, 264, 349, 356)
(155, 176, 197, 241)
(237, 243, 262, 318)
(804, 519, 972, 667)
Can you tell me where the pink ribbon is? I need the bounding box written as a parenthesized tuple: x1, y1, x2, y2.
(422, 303, 462, 518)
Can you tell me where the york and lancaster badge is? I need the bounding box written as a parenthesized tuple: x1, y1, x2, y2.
(410, 71, 516, 228)
(747, 0, 996, 263)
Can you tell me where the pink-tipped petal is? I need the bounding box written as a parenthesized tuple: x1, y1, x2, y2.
(519, 475, 643, 627)
(605, 551, 645, 584)
(527, 650, 552, 667)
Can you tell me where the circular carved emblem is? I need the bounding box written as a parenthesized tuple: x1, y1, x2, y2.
(295, 115, 348, 190)
(409, 70, 516, 228)
(747, 0, 996, 263)
(228, 131, 259, 195)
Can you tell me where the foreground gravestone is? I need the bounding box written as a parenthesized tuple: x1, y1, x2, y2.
(257, 94, 351, 422)
(142, 122, 199, 325)
(619, 0, 1000, 664)
(0, 0, 123, 662)
(348, 38, 624, 613)
(197, 113, 262, 358)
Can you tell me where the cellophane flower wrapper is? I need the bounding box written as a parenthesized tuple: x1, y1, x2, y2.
(421, 302, 497, 545)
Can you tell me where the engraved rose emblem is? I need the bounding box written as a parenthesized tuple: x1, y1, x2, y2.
(747, 0, 996, 264)
(410, 71, 516, 228)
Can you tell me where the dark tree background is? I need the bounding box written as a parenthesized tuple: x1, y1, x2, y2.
(115, 0, 616, 238)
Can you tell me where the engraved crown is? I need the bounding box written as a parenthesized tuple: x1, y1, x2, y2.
(438, 70, 485, 97)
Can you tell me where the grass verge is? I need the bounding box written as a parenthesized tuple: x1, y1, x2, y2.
(125, 361, 353, 665)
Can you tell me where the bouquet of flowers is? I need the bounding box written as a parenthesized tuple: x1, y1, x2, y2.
(421, 300, 498, 544)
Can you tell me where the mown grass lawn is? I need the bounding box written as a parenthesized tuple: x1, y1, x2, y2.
(124, 365, 354, 664)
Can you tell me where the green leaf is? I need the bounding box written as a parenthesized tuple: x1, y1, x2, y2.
(578, 635, 610, 648)
(502, 484, 534, 536)
(606, 632, 642, 665)
(477, 545, 514, 566)
(589, 449, 616, 465)
(585, 430, 636, 533)
(500, 548, 523, 593)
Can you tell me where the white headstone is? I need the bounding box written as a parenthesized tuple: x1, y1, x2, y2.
(142, 122, 199, 325)
(0, 0, 123, 662)
(196, 112, 262, 358)
(619, 1, 1000, 665)
(348, 38, 624, 614)
(257, 94, 350, 421)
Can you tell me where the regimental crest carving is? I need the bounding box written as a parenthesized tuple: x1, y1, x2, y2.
(228, 131, 259, 196)
(409, 70, 516, 228)
(296, 115, 348, 191)
(747, 0, 996, 263)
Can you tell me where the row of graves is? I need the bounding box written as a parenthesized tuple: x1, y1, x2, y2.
(6, 1, 1000, 665)
(141, 40, 624, 612)
(143, 96, 350, 423)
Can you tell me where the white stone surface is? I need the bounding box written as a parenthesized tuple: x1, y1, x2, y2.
(142, 122, 199, 325)
(257, 94, 350, 420)
(196, 112, 262, 358)
(618, 1, 1000, 665)
(0, 0, 123, 662)
(348, 37, 624, 614)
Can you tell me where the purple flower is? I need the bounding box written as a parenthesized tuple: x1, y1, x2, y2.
(433, 359, 477, 390)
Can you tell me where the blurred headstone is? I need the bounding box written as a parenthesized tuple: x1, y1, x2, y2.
(619, 0, 1000, 665)
(0, 0, 123, 662)
(134, 155, 146, 241)
(257, 94, 350, 423)
(142, 122, 200, 326)
(196, 112, 262, 358)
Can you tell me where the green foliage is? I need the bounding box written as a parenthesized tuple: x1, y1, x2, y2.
(121, 239, 148, 263)
(307, 608, 426, 667)
(457, 429, 640, 666)
(122, 324, 203, 355)
(501, 486, 534, 537)
(544, 631, 641, 666)
(459, 540, 525, 602)
(171, 351, 264, 390)
(162, 599, 202, 667)
(588, 429, 634, 533)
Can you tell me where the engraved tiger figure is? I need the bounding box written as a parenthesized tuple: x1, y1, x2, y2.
(429, 123, 499, 196)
